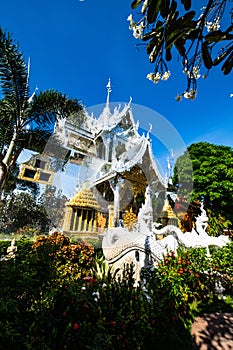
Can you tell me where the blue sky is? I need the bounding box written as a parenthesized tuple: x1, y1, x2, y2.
(1, 0, 232, 145)
(1, 1, 233, 175)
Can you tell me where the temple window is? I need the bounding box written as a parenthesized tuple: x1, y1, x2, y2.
(39, 172, 51, 182)
(35, 159, 46, 170)
(24, 168, 36, 179)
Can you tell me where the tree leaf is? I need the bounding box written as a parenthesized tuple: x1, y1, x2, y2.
(173, 142, 233, 226)
(174, 38, 186, 56)
(165, 29, 186, 49)
(181, 0, 191, 11)
(166, 48, 172, 61)
(175, 10, 196, 25)
(131, 0, 143, 9)
(146, 37, 160, 55)
(147, 0, 162, 24)
(160, 0, 170, 19)
(204, 30, 233, 43)
(202, 42, 213, 69)
(0, 28, 29, 115)
(212, 45, 233, 66)
(221, 51, 233, 75)
(142, 26, 163, 41)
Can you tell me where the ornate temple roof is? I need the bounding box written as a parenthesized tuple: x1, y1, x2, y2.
(52, 80, 166, 192)
(95, 100, 133, 133)
(67, 185, 99, 210)
(92, 116, 166, 190)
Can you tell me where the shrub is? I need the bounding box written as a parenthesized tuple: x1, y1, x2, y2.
(32, 232, 95, 281)
(0, 235, 232, 349)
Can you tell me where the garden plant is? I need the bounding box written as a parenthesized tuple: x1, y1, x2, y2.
(0, 231, 232, 349)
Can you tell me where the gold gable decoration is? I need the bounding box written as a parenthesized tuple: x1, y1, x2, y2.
(18, 154, 54, 185)
(123, 207, 137, 231)
(121, 165, 147, 197)
(67, 186, 99, 210)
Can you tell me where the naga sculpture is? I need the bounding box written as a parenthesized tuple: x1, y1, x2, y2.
(102, 198, 230, 284)
(153, 202, 230, 254)
(102, 227, 178, 283)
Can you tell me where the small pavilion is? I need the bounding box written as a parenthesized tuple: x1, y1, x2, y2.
(63, 184, 99, 238)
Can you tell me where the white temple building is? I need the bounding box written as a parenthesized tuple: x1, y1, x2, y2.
(53, 80, 168, 239)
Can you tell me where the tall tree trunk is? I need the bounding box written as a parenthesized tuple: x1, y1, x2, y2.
(0, 160, 7, 191)
(0, 129, 17, 191)
(3, 129, 17, 165)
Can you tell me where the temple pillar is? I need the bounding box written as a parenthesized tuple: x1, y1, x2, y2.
(105, 138, 110, 161)
(88, 210, 94, 232)
(34, 169, 40, 182)
(93, 211, 97, 232)
(108, 205, 114, 228)
(78, 208, 83, 232)
(63, 205, 72, 232)
(73, 208, 78, 231)
(114, 183, 120, 224)
(83, 209, 88, 232)
(109, 178, 124, 225)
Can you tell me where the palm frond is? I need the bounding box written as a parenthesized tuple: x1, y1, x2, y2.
(0, 28, 29, 120)
(16, 128, 52, 153)
(27, 90, 85, 128)
(0, 98, 15, 146)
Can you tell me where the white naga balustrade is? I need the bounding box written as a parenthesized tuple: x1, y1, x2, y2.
(102, 201, 230, 283)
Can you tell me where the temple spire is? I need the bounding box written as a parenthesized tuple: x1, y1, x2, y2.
(106, 78, 112, 108)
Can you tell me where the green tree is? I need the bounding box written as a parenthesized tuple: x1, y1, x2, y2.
(0, 191, 50, 233)
(130, 0, 233, 99)
(173, 142, 233, 231)
(39, 186, 68, 229)
(0, 28, 85, 192)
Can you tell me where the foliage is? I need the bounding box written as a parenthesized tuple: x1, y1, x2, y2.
(91, 255, 114, 283)
(0, 233, 97, 348)
(173, 142, 233, 230)
(39, 186, 68, 229)
(0, 162, 21, 194)
(130, 0, 233, 99)
(32, 232, 96, 281)
(171, 147, 193, 202)
(142, 249, 208, 341)
(210, 242, 233, 295)
(0, 192, 50, 234)
(0, 231, 232, 349)
(208, 213, 232, 236)
(142, 244, 233, 347)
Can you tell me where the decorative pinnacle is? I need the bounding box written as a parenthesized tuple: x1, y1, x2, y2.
(106, 78, 112, 107)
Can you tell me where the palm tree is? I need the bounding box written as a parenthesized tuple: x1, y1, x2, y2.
(0, 27, 84, 191)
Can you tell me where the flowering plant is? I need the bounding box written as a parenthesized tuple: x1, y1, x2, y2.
(0, 233, 232, 349)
